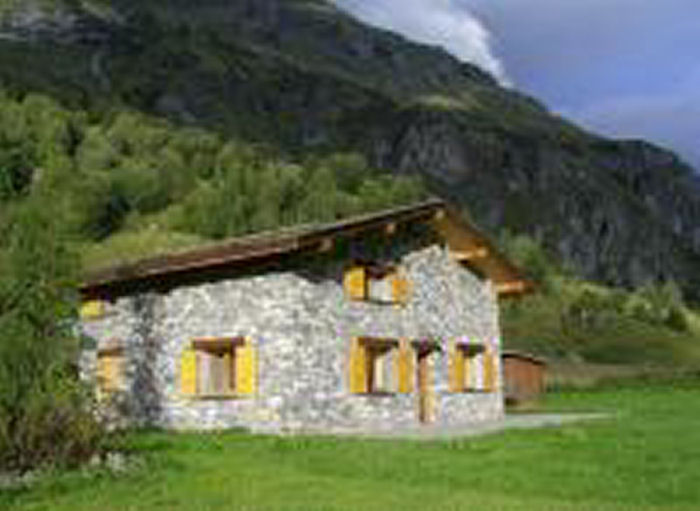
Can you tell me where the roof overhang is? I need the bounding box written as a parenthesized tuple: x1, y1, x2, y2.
(80, 199, 534, 298)
(501, 350, 548, 366)
(432, 206, 535, 297)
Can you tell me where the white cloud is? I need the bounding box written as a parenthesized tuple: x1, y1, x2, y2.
(333, 0, 510, 85)
(458, 0, 700, 170)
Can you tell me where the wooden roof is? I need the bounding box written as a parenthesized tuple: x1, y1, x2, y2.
(501, 351, 547, 366)
(81, 198, 534, 297)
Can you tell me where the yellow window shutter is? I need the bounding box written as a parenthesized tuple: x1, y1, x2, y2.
(107, 357, 120, 391)
(344, 266, 366, 300)
(180, 347, 197, 396)
(396, 339, 414, 393)
(391, 275, 412, 305)
(224, 351, 234, 392)
(81, 300, 105, 320)
(249, 339, 259, 395)
(97, 355, 124, 399)
(464, 350, 471, 390)
(455, 349, 465, 392)
(96, 357, 107, 401)
(448, 343, 465, 392)
(483, 348, 496, 392)
(96, 356, 110, 394)
(349, 337, 367, 393)
(236, 337, 258, 395)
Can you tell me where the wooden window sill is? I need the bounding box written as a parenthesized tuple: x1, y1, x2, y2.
(96, 390, 124, 398)
(187, 393, 249, 401)
(347, 297, 405, 306)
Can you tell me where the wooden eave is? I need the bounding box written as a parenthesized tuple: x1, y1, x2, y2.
(501, 351, 547, 366)
(80, 198, 532, 298)
(432, 207, 534, 298)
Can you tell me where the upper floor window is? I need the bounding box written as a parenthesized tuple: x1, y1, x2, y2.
(343, 263, 412, 305)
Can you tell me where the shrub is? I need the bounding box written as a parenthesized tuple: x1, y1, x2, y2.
(629, 281, 689, 332)
(499, 232, 557, 291)
(0, 198, 104, 472)
(0, 377, 103, 472)
(666, 305, 689, 332)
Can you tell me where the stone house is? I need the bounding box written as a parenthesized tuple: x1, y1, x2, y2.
(79, 199, 531, 432)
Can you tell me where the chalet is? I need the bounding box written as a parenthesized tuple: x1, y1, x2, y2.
(79, 199, 531, 432)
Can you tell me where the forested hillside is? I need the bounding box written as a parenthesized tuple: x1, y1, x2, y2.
(0, 0, 698, 299)
(0, 91, 424, 269)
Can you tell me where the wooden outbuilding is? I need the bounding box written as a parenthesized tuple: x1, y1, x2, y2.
(501, 351, 546, 405)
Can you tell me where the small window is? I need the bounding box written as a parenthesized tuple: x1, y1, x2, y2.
(349, 338, 414, 394)
(180, 337, 258, 398)
(449, 343, 497, 393)
(343, 264, 412, 305)
(197, 344, 236, 396)
(96, 347, 126, 399)
(366, 343, 396, 393)
(368, 272, 394, 303)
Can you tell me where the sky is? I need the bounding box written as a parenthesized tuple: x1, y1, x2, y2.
(334, 0, 700, 171)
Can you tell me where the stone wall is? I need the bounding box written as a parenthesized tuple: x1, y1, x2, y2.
(81, 233, 503, 432)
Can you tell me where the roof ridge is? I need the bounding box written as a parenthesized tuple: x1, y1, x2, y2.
(81, 198, 446, 291)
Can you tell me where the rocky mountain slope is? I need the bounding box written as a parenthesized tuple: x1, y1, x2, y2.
(1, 0, 699, 298)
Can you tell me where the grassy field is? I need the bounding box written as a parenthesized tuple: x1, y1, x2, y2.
(3, 386, 700, 511)
(501, 277, 700, 369)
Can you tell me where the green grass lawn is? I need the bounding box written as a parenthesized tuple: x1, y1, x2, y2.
(3, 386, 700, 511)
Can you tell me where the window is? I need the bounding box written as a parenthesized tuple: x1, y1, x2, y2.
(96, 347, 126, 399)
(180, 337, 258, 398)
(449, 342, 497, 393)
(343, 264, 412, 305)
(349, 338, 414, 394)
(367, 343, 395, 393)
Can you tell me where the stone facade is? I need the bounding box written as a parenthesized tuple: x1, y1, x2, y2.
(81, 230, 503, 433)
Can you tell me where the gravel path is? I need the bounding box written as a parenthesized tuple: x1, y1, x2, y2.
(289, 412, 612, 440)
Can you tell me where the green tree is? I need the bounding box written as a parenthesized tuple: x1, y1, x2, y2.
(500, 232, 557, 290)
(632, 281, 689, 332)
(0, 196, 102, 471)
(300, 165, 338, 223)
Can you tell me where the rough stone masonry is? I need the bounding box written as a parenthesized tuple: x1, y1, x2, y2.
(81, 222, 504, 433)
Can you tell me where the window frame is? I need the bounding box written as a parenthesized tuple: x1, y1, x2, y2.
(365, 341, 398, 395)
(96, 346, 126, 397)
(344, 262, 412, 306)
(451, 343, 498, 393)
(356, 337, 401, 396)
(190, 336, 247, 399)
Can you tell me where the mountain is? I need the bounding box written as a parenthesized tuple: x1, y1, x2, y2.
(1, 0, 699, 299)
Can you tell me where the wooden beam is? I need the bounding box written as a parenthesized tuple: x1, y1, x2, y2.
(192, 336, 245, 350)
(453, 247, 489, 261)
(496, 281, 529, 295)
(317, 237, 334, 253)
